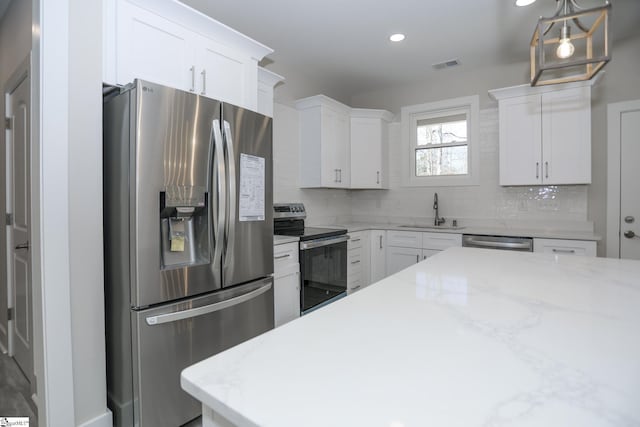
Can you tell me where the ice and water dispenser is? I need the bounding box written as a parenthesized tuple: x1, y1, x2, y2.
(160, 185, 210, 269)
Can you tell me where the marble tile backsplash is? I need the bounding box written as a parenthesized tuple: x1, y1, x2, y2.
(273, 104, 591, 231)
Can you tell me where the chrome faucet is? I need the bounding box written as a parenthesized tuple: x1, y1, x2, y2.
(433, 193, 445, 226)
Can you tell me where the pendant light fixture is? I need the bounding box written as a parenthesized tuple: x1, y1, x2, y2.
(529, 0, 611, 86)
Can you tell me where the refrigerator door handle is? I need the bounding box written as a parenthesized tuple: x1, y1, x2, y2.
(222, 120, 237, 269)
(145, 280, 272, 326)
(212, 119, 226, 271)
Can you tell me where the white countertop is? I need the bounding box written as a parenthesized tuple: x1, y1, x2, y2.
(182, 247, 639, 426)
(273, 235, 299, 245)
(325, 221, 601, 241)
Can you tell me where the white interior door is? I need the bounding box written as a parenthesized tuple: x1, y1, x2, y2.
(620, 108, 640, 260)
(6, 67, 33, 383)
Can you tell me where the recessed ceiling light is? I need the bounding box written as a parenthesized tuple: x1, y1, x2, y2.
(389, 33, 406, 42)
(515, 0, 536, 6)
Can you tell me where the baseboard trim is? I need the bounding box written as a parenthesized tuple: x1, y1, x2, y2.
(77, 409, 113, 427)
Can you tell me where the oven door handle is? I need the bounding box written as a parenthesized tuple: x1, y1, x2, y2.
(300, 235, 349, 250)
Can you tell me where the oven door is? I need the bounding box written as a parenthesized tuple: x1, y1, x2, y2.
(299, 235, 348, 313)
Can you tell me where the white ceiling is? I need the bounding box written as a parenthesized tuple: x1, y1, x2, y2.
(185, 0, 639, 101)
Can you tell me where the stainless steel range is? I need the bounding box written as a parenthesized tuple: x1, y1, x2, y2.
(274, 203, 348, 314)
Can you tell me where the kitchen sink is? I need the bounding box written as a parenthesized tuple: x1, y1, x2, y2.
(398, 224, 465, 230)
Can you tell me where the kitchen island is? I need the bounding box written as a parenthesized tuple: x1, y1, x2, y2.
(181, 247, 640, 426)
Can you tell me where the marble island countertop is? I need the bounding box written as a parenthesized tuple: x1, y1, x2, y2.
(317, 221, 601, 241)
(181, 247, 639, 426)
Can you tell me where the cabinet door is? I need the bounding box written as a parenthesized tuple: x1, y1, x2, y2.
(386, 247, 421, 276)
(117, 2, 194, 89)
(499, 95, 542, 185)
(422, 249, 440, 260)
(370, 230, 387, 283)
(351, 118, 383, 188)
(541, 87, 591, 184)
(195, 35, 258, 109)
(321, 107, 350, 188)
(274, 271, 300, 327)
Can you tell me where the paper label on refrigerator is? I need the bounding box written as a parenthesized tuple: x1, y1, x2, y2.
(239, 153, 265, 221)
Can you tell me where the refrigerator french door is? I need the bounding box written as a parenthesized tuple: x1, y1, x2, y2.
(103, 80, 274, 427)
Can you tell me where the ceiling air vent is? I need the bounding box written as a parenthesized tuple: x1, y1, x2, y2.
(432, 59, 460, 70)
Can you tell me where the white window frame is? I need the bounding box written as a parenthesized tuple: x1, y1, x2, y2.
(401, 95, 480, 187)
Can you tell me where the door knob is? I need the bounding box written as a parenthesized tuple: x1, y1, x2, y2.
(624, 216, 635, 224)
(15, 240, 29, 250)
(623, 230, 638, 239)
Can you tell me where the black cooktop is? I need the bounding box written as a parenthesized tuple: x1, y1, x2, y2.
(298, 227, 347, 242)
(274, 224, 347, 241)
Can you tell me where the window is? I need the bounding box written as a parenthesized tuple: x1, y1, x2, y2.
(401, 95, 479, 186)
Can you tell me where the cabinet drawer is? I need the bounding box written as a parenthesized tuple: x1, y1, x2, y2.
(347, 277, 364, 295)
(422, 232, 462, 250)
(348, 232, 365, 250)
(387, 231, 422, 249)
(533, 238, 596, 257)
(347, 249, 363, 275)
(274, 242, 299, 276)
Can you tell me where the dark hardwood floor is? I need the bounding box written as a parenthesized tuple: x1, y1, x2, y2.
(0, 351, 37, 426)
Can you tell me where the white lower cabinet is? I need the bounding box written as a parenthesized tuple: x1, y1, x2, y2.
(386, 230, 462, 275)
(369, 230, 387, 283)
(274, 242, 300, 327)
(533, 238, 596, 257)
(347, 232, 370, 294)
(386, 246, 422, 276)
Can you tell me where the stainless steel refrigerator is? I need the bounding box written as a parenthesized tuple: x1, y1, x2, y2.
(103, 80, 274, 427)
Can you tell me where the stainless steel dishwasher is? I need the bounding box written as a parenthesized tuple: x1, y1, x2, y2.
(462, 234, 533, 252)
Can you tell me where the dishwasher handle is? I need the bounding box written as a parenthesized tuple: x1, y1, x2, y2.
(464, 237, 532, 250)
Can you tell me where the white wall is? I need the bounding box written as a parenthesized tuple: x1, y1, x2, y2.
(273, 102, 351, 225)
(346, 36, 640, 255)
(68, 0, 111, 425)
(350, 109, 589, 228)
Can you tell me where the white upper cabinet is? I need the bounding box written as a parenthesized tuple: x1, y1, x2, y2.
(296, 95, 351, 188)
(490, 82, 592, 186)
(257, 67, 285, 118)
(104, 0, 273, 110)
(296, 95, 395, 189)
(350, 109, 394, 189)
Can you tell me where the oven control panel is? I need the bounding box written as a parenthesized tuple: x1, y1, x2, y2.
(274, 203, 306, 219)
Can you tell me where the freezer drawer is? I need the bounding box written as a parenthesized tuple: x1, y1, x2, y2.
(130, 277, 274, 427)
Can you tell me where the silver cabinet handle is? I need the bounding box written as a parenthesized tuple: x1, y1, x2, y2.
(552, 248, 576, 253)
(351, 238, 361, 243)
(351, 260, 361, 265)
(334, 169, 339, 182)
(338, 169, 342, 183)
(15, 241, 29, 251)
(416, 254, 420, 262)
(223, 120, 237, 270)
(376, 171, 380, 184)
(351, 285, 361, 291)
(536, 162, 539, 179)
(379, 235, 383, 249)
(274, 254, 291, 260)
(201, 69, 207, 95)
(545, 161, 549, 179)
(189, 66, 196, 92)
(146, 281, 272, 325)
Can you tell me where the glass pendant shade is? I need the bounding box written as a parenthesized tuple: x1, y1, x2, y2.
(530, 2, 611, 86)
